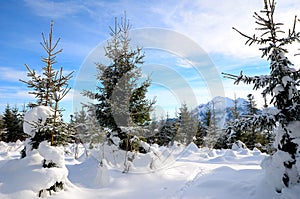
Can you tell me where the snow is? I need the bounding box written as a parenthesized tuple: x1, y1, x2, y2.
(23, 106, 56, 137)
(38, 141, 65, 168)
(1, 141, 300, 199)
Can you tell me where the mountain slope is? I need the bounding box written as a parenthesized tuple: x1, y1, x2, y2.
(195, 96, 250, 128)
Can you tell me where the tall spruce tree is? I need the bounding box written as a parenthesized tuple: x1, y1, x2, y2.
(20, 21, 74, 147)
(82, 15, 154, 145)
(223, 0, 300, 191)
(203, 101, 220, 148)
(194, 120, 205, 147)
(226, 95, 243, 146)
(243, 94, 260, 149)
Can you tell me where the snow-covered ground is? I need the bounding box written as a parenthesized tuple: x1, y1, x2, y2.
(0, 141, 299, 199)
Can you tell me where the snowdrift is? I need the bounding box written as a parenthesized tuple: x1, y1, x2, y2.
(1, 141, 300, 199)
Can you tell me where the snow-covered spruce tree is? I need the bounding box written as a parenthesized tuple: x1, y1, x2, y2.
(226, 95, 243, 145)
(20, 21, 74, 148)
(72, 106, 105, 151)
(176, 103, 198, 145)
(223, 0, 300, 191)
(242, 94, 260, 149)
(82, 15, 154, 151)
(202, 101, 221, 148)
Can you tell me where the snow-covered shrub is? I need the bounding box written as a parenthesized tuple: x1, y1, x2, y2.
(23, 105, 73, 153)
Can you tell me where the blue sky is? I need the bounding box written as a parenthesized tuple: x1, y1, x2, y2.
(1, 0, 300, 120)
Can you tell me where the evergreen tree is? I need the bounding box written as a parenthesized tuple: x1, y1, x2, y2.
(176, 103, 198, 145)
(0, 115, 5, 141)
(20, 21, 74, 147)
(2, 105, 26, 142)
(194, 121, 205, 147)
(155, 113, 178, 146)
(72, 106, 105, 148)
(245, 94, 258, 115)
(223, 0, 300, 191)
(226, 95, 243, 146)
(229, 94, 240, 121)
(203, 102, 219, 148)
(82, 15, 154, 146)
(242, 94, 260, 149)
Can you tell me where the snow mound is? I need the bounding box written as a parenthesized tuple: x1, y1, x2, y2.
(186, 142, 200, 153)
(208, 149, 217, 157)
(0, 148, 69, 197)
(232, 140, 247, 150)
(73, 143, 184, 174)
(224, 150, 237, 157)
(38, 141, 65, 168)
(23, 106, 55, 137)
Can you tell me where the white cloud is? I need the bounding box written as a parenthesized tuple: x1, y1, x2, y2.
(176, 58, 193, 68)
(24, 0, 86, 19)
(0, 67, 27, 82)
(152, 0, 300, 60)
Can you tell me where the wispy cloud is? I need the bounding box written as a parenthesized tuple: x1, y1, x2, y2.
(0, 67, 27, 82)
(24, 0, 86, 19)
(151, 0, 300, 61)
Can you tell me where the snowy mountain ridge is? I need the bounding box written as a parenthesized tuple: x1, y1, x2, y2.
(195, 96, 253, 128)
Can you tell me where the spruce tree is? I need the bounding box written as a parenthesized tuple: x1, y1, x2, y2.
(72, 106, 105, 148)
(157, 114, 178, 146)
(245, 94, 258, 115)
(2, 104, 26, 142)
(203, 102, 219, 148)
(243, 94, 259, 149)
(20, 21, 74, 147)
(230, 94, 240, 121)
(0, 115, 5, 141)
(177, 103, 198, 145)
(223, 0, 300, 191)
(194, 121, 205, 147)
(82, 15, 154, 146)
(226, 95, 243, 146)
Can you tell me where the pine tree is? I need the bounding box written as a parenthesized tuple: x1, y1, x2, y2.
(203, 101, 219, 148)
(72, 106, 105, 147)
(82, 14, 154, 147)
(20, 21, 74, 147)
(243, 94, 260, 149)
(226, 95, 243, 146)
(155, 113, 178, 146)
(0, 115, 5, 141)
(245, 94, 258, 115)
(230, 94, 240, 121)
(177, 103, 198, 145)
(2, 104, 26, 142)
(223, 0, 300, 191)
(194, 121, 205, 147)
